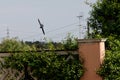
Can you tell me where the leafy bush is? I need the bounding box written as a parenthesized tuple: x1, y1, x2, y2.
(4, 52, 84, 80)
(98, 37, 120, 80)
(98, 50, 120, 80)
(0, 38, 36, 52)
(1, 38, 83, 80)
(62, 33, 78, 50)
(105, 36, 120, 51)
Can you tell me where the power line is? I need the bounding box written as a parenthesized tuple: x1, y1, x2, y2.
(46, 27, 79, 41)
(10, 29, 38, 34)
(47, 22, 78, 33)
(0, 22, 79, 41)
(22, 22, 78, 40)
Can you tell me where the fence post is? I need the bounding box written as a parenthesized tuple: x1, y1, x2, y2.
(78, 39, 106, 80)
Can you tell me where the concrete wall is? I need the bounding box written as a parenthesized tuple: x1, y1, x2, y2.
(78, 39, 106, 80)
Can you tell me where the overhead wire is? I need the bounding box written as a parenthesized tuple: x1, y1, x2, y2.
(47, 22, 79, 33)
(10, 29, 39, 35)
(0, 22, 79, 41)
(22, 22, 79, 40)
(46, 26, 79, 41)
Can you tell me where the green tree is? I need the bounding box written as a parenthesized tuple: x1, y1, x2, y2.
(105, 36, 120, 51)
(62, 33, 78, 50)
(97, 36, 120, 79)
(98, 50, 120, 80)
(88, 0, 120, 38)
(87, 1, 120, 79)
(0, 38, 36, 52)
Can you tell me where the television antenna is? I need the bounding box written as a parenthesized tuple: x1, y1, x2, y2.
(77, 15, 83, 39)
(7, 27, 10, 38)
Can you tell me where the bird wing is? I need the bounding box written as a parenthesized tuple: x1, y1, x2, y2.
(38, 18, 45, 35)
(38, 19, 41, 25)
(41, 27, 45, 35)
(38, 19, 43, 28)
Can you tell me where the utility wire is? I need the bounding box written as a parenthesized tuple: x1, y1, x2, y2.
(46, 27, 79, 40)
(22, 22, 78, 40)
(10, 29, 38, 35)
(47, 22, 78, 33)
(0, 22, 79, 41)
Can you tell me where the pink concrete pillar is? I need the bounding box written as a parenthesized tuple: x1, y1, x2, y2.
(78, 39, 106, 80)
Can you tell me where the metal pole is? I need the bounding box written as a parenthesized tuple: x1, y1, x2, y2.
(77, 15, 83, 39)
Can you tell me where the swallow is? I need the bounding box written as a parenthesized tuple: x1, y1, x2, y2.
(38, 19, 45, 35)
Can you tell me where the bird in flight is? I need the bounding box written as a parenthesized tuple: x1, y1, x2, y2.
(38, 19, 45, 35)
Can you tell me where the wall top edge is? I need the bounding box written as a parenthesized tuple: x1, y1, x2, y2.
(78, 38, 107, 43)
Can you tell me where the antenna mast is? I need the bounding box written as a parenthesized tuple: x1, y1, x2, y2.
(77, 14, 83, 39)
(7, 27, 10, 38)
(87, 21, 90, 38)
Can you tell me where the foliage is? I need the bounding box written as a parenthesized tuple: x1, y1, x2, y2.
(0, 38, 36, 52)
(3, 52, 84, 80)
(4, 52, 37, 79)
(98, 50, 120, 80)
(25, 41, 49, 50)
(31, 52, 83, 80)
(105, 36, 120, 51)
(62, 33, 78, 50)
(25, 34, 78, 50)
(1, 37, 83, 80)
(86, 0, 120, 79)
(97, 36, 120, 80)
(88, 0, 120, 78)
(25, 41, 64, 50)
(88, 0, 120, 38)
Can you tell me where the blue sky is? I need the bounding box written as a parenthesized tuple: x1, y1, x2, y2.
(0, 0, 96, 42)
